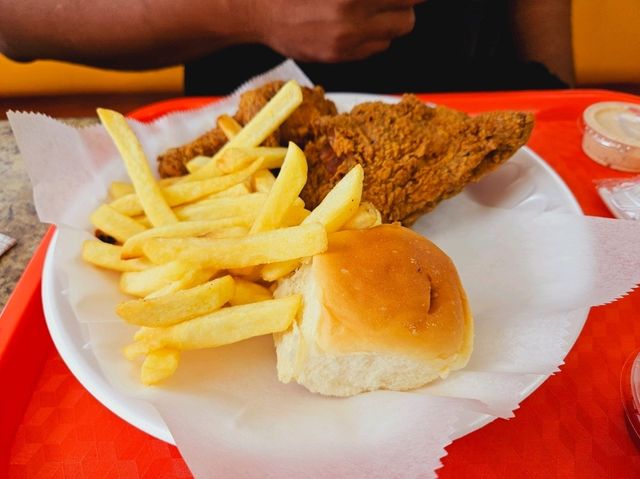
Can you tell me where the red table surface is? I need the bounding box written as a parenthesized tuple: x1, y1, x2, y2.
(3, 89, 640, 478)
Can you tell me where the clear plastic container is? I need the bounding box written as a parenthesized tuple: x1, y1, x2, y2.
(621, 350, 640, 447)
(596, 176, 640, 220)
(582, 102, 640, 172)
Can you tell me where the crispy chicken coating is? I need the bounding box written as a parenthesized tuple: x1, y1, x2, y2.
(301, 95, 534, 225)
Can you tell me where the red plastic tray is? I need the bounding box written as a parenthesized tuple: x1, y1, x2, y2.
(3, 89, 640, 478)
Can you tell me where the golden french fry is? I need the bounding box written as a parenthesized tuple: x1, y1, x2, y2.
(117, 275, 234, 327)
(97, 108, 177, 226)
(135, 296, 301, 351)
(110, 159, 262, 216)
(206, 182, 251, 199)
(119, 260, 191, 297)
(303, 164, 364, 232)
(172, 193, 267, 222)
(109, 181, 134, 199)
(90, 204, 147, 243)
(281, 205, 311, 227)
(203, 226, 248, 239)
(261, 165, 364, 281)
(250, 142, 307, 234)
(342, 201, 382, 230)
(123, 340, 148, 360)
(218, 147, 287, 173)
(161, 159, 265, 212)
(217, 114, 242, 139)
(111, 177, 181, 199)
(121, 219, 249, 259)
(159, 177, 181, 187)
(82, 240, 151, 272)
(260, 259, 300, 282)
(183, 80, 303, 182)
(145, 268, 216, 298)
(143, 223, 327, 269)
(185, 155, 219, 174)
(252, 169, 276, 193)
(229, 279, 273, 306)
(226, 265, 262, 281)
(140, 349, 180, 385)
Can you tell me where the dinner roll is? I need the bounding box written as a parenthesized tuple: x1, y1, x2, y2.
(274, 224, 473, 397)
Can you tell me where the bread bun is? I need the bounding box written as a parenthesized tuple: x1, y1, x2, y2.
(274, 224, 473, 397)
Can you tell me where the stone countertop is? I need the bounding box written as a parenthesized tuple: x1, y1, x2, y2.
(0, 118, 96, 310)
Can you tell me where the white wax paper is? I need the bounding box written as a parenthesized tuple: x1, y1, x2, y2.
(9, 60, 640, 479)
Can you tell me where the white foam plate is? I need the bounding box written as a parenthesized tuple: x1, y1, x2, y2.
(42, 93, 586, 446)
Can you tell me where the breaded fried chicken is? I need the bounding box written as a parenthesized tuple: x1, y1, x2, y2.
(157, 81, 337, 177)
(301, 95, 534, 225)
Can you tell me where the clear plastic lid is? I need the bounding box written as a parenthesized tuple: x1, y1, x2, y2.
(596, 176, 640, 220)
(583, 102, 640, 172)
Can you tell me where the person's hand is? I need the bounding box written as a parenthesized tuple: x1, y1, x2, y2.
(250, 0, 422, 62)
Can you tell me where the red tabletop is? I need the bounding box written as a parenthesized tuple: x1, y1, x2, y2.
(4, 89, 640, 478)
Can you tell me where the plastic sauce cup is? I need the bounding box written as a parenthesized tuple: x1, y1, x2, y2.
(582, 101, 640, 172)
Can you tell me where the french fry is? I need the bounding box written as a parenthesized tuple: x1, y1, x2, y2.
(226, 266, 262, 282)
(116, 275, 234, 327)
(182, 80, 303, 182)
(252, 169, 277, 193)
(143, 223, 327, 269)
(229, 279, 273, 306)
(145, 268, 216, 298)
(172, 193, 267, 222)
(260, 259, 300, 282)
(302, 164, 364, 232)
(217, 114, 242, 139)
(135, 296, 301, 351)
(342, 201, 382, 230)
(159, 177, 181, 187)
(132, 215, 152, 228)
(82, 240, 151, 272)
(140, 349, 180, 385)
(90, 204, 147, 243)
(121, 219, 250, 259)
(185, 155, 218, 174)
(261, 165, 364, 281)
(97, 108, 177, 226)
(110, 159, 262, 216)
(218, 147, 287, 173)
(109, 181, 134, 199)
(119, 260, 191, 297)
(110, 178, 179, 199)
(250, 142, 307, 234)
(123, 340, 148, 360)
(281, 205, 311, 226)
(203, 226, 248, 239)
(206, 182, 251, 199)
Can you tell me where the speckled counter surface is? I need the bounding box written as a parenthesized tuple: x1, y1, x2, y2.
(0, 118, 96, 310)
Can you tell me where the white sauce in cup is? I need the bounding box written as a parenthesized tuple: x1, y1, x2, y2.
(582, 101, 640, 172)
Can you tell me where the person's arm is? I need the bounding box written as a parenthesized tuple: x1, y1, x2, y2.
(0, 0, 421, 70)
(0, 0, 255, 69)
(509, 0, 575, 86)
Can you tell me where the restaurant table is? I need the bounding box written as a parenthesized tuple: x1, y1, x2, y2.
(1, 89, 640, 478)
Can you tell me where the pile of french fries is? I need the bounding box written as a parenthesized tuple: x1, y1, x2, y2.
(81, 80, 382, 385)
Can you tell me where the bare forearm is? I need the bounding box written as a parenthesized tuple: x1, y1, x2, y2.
(0, 0, 256, 69)
(510, 0, 575, 86)
(0, 0, 422, 69)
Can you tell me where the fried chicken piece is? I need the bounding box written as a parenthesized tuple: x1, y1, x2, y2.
(234, 80, 337, 145)
(158, 127, 228, 177)
(301, 95, 534, 225)
(157, 81, 337, 177)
